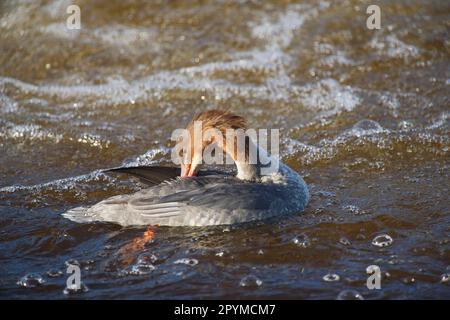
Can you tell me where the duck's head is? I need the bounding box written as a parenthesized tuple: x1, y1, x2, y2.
(177, 109, 247, 177)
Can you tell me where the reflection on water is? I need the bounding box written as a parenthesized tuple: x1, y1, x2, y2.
(0, 0, 449, 299)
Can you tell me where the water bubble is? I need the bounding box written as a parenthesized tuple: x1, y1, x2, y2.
(17, 273, 45, 288)
(97, 251, 108, 258)
(46, 269, 63, 278)
(402, 276, 416, 284)
(239, 275, 262, 287)
(121, 253, 158, 276)
(292, 234, 311, 248)
(372, 234, 394, 247)
(343, 205, 366, 215)
(65, 259, 80, 267)
(356, 234, 366, 240)
(344, 276, 360, 284)
(440, 273, 449, 283)
(337, 290, 364, 300)
(398, 120, 414, 130)
(128, 263, 156, 275)
(350, 119, 384, 136)
(137, 252, 158, 265)
(339, 237, 351, 246)
(81, 260, 96, 271)
(323, 273, 340, 282)
(63, 282, 89, 295)
(174, 258, 198, 266)
(387, 255, 403, 265)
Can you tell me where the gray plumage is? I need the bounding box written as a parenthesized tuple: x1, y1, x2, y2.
(63, 164, 309, 227)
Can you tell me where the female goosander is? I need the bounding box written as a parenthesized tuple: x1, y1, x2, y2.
(63, 110, 309, 226)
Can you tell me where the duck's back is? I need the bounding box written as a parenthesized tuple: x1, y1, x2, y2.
(63, 166, 309, 227)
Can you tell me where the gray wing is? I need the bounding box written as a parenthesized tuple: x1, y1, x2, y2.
(104, 166, 228, 186)
(158, 179, 287, 210)
(104, 166, 180, 185)
(123, 176, 307, 226)
(65, 174, 309, 226)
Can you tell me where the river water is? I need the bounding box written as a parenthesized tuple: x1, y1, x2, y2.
(0, 0, 449, 299)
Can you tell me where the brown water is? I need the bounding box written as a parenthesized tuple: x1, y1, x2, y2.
(0, 0, 449, 299)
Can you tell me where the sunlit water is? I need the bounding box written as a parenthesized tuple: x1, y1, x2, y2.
(0, 0, 449, 299)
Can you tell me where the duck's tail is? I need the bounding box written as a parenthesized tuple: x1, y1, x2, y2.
(62, 206, 100, 224)
(62, 194, 128, 224)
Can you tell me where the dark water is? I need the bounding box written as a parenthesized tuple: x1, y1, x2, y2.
(0, 0, 449, 299)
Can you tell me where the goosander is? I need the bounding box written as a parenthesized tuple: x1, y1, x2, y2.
(63, 110, 309, 226)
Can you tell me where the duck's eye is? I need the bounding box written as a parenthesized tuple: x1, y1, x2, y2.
(178, 149, 184, 158)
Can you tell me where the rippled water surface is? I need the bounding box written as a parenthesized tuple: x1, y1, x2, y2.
(0, 0, 449, 299)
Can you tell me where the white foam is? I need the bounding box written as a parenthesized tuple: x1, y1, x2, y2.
(0, 94, 19, 113)
(123, 147, 171, 167)
(41, 23, 158, 49)
(314, 43, 356, 67)
(298, 78, 361, 115)
(345, 120, 387, 138)
(250, 4, 309, 48)
(0, 4, 336, 109)
(0, 123, 63, 143)
(75, 133, 111, 148)
(0, 146, 170, 194)
(319, 51, 356, 67)
(0, 169, 108, 193)
(369, 34, 420, 59)
(427, 112, 449, 130)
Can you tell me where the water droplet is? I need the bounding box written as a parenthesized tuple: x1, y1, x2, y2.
(137, 252, 158, 265)
(97, 251, 108, 258)
(128, 263, 156, 275)
(63, 282, 89, 295)
(65, 259, 80, 267)
(372, 234, 394, 247)
(120, 253, 158, 276)
(356, 233, 366, 240)
(239, 275, 262, 287)
(387, 255, 403, 265)
(344, 276, 360, 284)
(174, 258, 198, 266)
(46, 269, 63, 278)
(342, 205, 366, 215)
(402, 276, 415, 284)
(339, 237, 351, 246)
(215, 251, 224, 257)
(337, 290, 364, 300)
(440, 273, 449, 283)
(323, 273, 340, 282)
(292, 234, 311, 248)
(17, 273, 45, 288)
